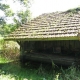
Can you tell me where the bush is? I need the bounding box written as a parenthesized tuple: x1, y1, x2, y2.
(1, 41, 20, 60)
(0, 35, 4, 51)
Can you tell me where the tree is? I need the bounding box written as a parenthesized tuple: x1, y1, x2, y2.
(0, 0, 32, 35)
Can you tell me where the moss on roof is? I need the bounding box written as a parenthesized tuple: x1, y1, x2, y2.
(66, 7, 80, 13)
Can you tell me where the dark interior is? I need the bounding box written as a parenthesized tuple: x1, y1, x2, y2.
(21, 40, 80, 57)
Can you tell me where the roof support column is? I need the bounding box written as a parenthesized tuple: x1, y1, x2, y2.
(19, 41, 25, 55)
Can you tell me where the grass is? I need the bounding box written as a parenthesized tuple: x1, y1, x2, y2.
(0, 55, 56, 80)
(0, 55, 80, 80)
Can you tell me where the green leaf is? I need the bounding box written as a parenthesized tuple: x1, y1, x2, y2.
(5, 9, 14, 17)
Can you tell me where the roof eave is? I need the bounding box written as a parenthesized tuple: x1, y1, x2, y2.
(4, 36, 79, 41)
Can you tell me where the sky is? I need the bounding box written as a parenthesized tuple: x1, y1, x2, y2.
(30, 0, 80, 18)
(1, 0, 80, 23)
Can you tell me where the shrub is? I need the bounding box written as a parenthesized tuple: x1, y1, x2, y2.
(1, 41, 20, 60)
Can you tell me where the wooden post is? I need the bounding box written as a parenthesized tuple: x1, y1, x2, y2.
(78, 29, 80, 40)
(19, 41, 25, 55)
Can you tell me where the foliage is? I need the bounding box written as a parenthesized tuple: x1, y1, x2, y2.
(0, 35, 20, 60)
(0, 3, 10, 13)
(0, 0, 32, 35)
(0, 35, 4, 50)
(1, 41, 20, 60)
(16, 10, 31, 24)
(0, 17, 6, 26)
(67, 7, 80, 13)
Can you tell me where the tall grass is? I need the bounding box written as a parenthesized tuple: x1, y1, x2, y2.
(0, 56, 80, 80)
(0, 56, 54, 80)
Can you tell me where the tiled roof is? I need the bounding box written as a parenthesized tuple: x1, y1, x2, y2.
(5, 11, 80, 41)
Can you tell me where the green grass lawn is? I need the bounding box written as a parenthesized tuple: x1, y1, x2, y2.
(0, 55, 80, 80)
